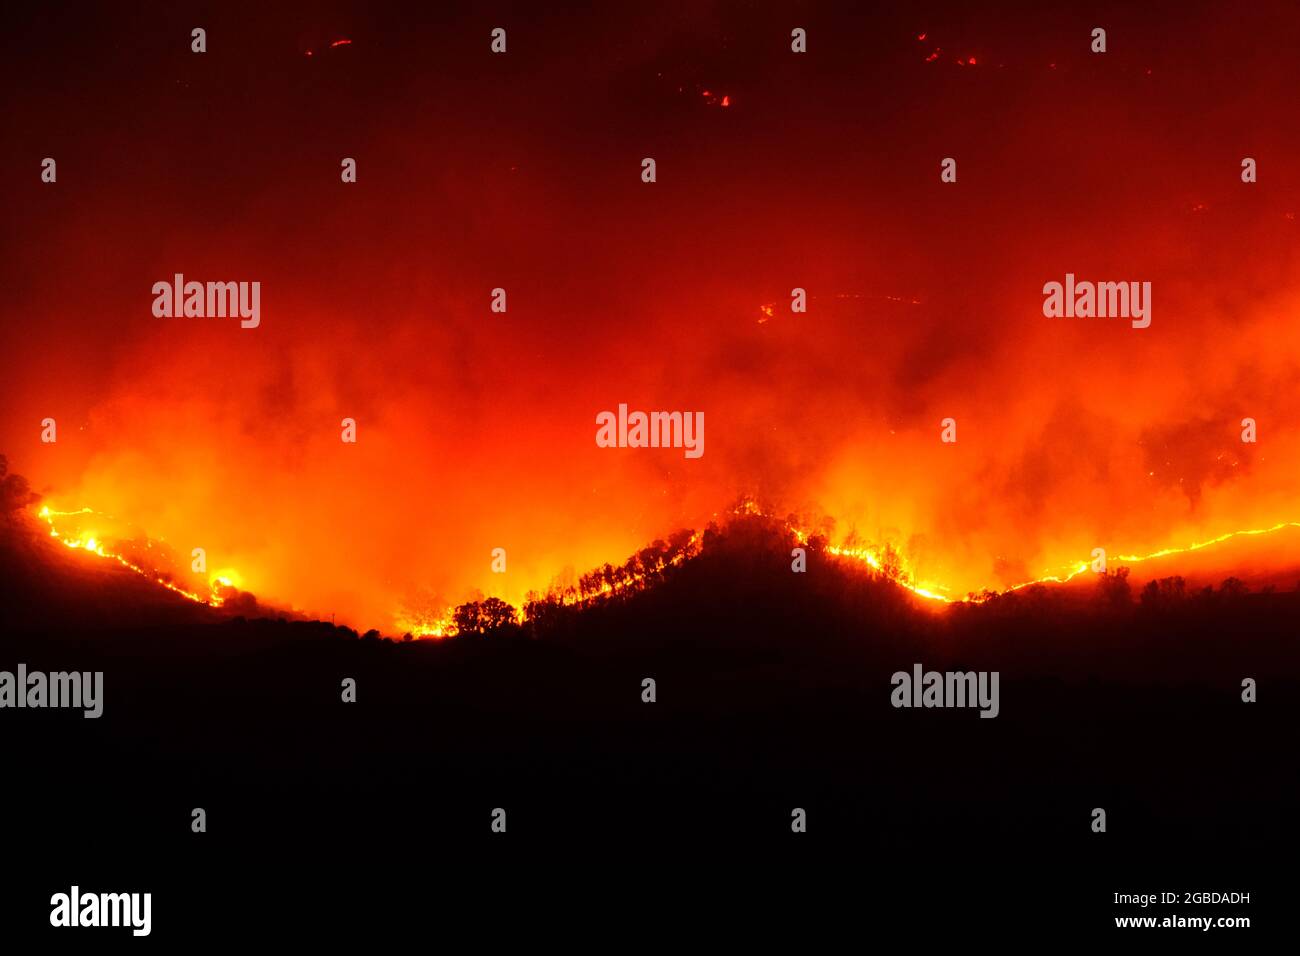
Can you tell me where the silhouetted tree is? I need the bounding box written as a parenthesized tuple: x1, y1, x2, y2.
(666, 528, 695, 559)
(877, 543, 904, 580)
(1096, 567, 1132, 608)
(0, 457, 39, 514)
(523, 594, 567, 632)
(1218, 577, 1248, 597)
(1140, 576, 1186, 610)
(578, 570, 602, 600)
(452, 597, 517, 636)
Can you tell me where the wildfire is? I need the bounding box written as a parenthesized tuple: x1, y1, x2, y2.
(997, 521, 1300, 596)
(738, 500, 1300, 607)
(743, 502, 955, 604)
(396, 531, 703, 639)
(36, 505, 232, 608)
(31, 497, 1300, 636)
(825, 541, 952, 602)
(394, 608, 457, 640)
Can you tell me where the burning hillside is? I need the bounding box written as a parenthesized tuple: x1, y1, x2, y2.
(5, 5, 1300, 647)
(14, 459, 1300, 641)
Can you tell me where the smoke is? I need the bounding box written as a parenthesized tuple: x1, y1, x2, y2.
(4, 2, 1300, 627)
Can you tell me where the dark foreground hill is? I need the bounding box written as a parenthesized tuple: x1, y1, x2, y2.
(1, 507, 1294, 940)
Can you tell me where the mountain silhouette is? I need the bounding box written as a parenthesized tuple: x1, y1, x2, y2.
(2, 466, 1296, 936)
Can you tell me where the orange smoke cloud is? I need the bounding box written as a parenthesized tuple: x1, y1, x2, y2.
(5, 4, 1300, 630)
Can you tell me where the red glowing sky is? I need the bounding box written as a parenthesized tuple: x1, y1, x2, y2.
(4, 3, 1300, 630)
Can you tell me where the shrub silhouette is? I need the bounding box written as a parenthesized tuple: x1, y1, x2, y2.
(0, 455, 40, 515)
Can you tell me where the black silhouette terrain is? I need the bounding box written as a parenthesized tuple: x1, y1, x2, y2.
(1, 468, 1294, 940)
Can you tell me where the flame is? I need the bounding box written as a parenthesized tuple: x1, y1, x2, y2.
(210, 568, 243, 590)
(735, 501, 954, 604)
(37, 505, 231, 608)
(31, 498, 1300, 634)
(737, 500, 1300, 607)
(396, 531, 703, 638)
(995, 521, 1300, 596)
(394, 607, 456, 640)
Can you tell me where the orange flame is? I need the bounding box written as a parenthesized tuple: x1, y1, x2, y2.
(31, 498, 1300, 633)
(741, 500, 1300, 606)
(36, 505, 232, 607)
